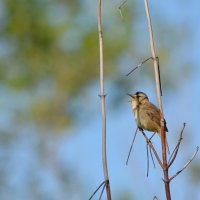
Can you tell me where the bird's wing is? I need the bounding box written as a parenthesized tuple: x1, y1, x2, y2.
(143, 102, 168, 132)
(144, 103, 161, 127)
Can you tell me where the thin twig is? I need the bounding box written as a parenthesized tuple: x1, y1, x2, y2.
(149, 145, 156, 168)
(99, 183, 106, 200)
(89, 181, 105, 200)
(149, 132, 156, 140)
(146, 134, 156, 176)
(118, 0, 128, 9)
(118, 0, 128, 18)
(146, 143, 150, 177)
(97, 0, 112, 199)
(146, 133, 157, 176)
(126, 128, 138, 165)
(126, 57, 153, 76)
(156, 57, 163, 96)
(140, 130, 163, 168)
(168, 123, 186, 168)
(169, 146, 199, 182)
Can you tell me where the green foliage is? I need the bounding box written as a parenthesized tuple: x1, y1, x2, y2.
(0, 0, 133, 129)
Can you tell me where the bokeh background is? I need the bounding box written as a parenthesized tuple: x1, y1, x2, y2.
(0, 0, 199, 199)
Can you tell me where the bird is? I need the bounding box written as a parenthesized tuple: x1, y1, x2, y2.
(128, 91, 170, 153)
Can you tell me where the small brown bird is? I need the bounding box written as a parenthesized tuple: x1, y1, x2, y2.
(128, 91, 170, 153)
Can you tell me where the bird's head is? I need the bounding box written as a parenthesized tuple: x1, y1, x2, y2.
(127, 91, 149, 106)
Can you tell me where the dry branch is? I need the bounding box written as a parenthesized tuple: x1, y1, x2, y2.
(97, 0, 112, 199)
(126, 127, 138, 165)
(146, 143, 150, 177)
(126, 57, 153, 76)
(146, 136, 156, 176)
(149, 144, 156, 168)
(168, 123, 186, 168)
(169, 146, 199, 182)
(99, 183, 106, 200)
(141, 130, 163, 168)
(118, 0, 128, 18)
(143, 0, 171, 198)
(89, 181, 105, 200)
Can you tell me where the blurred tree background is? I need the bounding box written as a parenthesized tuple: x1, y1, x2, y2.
(0, 0, 199, 199)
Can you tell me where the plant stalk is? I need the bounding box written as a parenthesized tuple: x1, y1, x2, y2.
(97, 0, 111, 199)
(143, 0, 171, 199)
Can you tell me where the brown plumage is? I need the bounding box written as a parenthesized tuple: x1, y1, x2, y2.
(128, 91, 170, 153)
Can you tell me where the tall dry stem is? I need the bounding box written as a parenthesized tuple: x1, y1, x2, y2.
(97, 0, 112, 199)
(143, 0, 171, 199)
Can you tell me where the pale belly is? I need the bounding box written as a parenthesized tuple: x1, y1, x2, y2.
(134, 110, 142, 128)
(134, 109, 159, 133)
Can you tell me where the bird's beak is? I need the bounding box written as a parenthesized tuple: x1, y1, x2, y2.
(127, 93, 134, 98)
